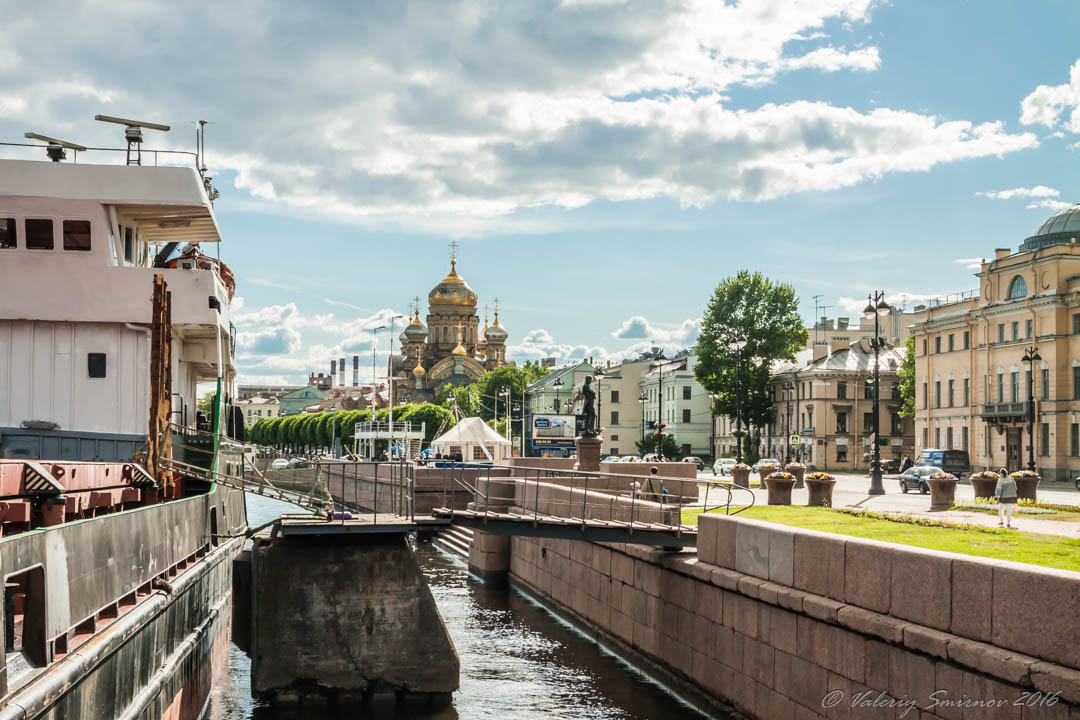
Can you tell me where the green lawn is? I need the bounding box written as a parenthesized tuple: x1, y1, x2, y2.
(684, 505, 1080, 572)
(949, 500, 1080, 523)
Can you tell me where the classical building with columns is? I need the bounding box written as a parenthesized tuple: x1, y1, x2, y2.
(913, 203, 1080, 481)
(390, 255, 511, 403)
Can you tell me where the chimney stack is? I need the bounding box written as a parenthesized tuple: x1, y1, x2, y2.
(340, 356, 346, 387)
(353, 355, 359, 386)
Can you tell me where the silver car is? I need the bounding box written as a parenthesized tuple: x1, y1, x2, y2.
(713, 458, 736, 475)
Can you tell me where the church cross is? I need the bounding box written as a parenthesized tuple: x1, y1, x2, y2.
(448, 240, 459, 264)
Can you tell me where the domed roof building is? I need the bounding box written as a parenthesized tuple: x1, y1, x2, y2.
(391, 251, 511, 403)
(912, 199, 1080, 485)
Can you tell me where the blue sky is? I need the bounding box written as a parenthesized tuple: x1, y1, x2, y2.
(3, 0, 1079, 385)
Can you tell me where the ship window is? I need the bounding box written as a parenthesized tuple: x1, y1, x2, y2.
(25, 219, 53, 250)
(0, 218, 15, 248)
(62, 220, 91, 251)
(88, 353, 107, 378)
(123, 227, 133, 262)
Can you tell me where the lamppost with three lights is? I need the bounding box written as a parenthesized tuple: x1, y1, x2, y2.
(553, 377, 564, 413)
(863, 291, 892, 496)
(1022, 346, 1041, 472)
(730, 334, 747, 464)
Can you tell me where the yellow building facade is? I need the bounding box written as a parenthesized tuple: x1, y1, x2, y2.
(913, 204, 1080, 482)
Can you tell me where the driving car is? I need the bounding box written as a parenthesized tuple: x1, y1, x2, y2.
(713, 458, 737, 476)
(270, 458, 289, 470)
(683, 456, 705, 470)
(898, 465, 937, 494)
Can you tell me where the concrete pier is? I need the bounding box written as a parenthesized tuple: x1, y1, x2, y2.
(239, 518, 459, 709)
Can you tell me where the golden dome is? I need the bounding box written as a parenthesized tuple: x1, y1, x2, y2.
(428, 259, 478, 307)
(412, 364, 426, 376)
(452, 341, 468, 357)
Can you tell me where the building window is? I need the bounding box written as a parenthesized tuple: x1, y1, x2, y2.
(891, 413, 902, 435)
(1040, 423, 1050, 456)
(922, 427, 928, 448)
(837, 382, 847, 399)
(1074, 314, 1080, 335)
(864, 383, 873, 400)
(836, 412, 848, 434)
(947, 379, 954, 407)
(961, 426, 968, 451)
(963, 331, 969, 349)
(1072, 424, 1079, 457)
(935, 336, 941, 354)
(1074, 366, 1080, 401)
(946, 427, 953, 450)
(0, 217, 15, 248)
(611, 434, 618, 442)
(680, 409, 689, 423)
(1010, 371, 1019, 403)
(87, 352, 106, 378)
(948, 334, 955, 352)
(682, 386, 691, 400)
(1026, 369, 1033, 403)
(123, 226, 134, 263)
(836, 445, 848, 463)
(863, 412, 873, 433)
(611, 411, 620, 425)
(935, 381, 941, 408)
(1007, 275, 1027, 299)
(963, 378, 970, 406)
(25, 219, 53, 249)
(62, 220, 91, 251)
(1042, 367, 1049, 400)
(922, 381, 928, 409)
(1026, 319, 1033, 339)
(1011, 322, 1019, 341)
(997, 324, 1004, 343)
(922, 339, 928, 355)
(610, 390, 619, 403)
(997, 373, 1004, 403)
(473, 446, 486, 460)
(934, 427, 941, 447)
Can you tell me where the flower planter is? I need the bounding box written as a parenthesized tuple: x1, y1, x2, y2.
(731, 466, 751, 489)
(757, 467, 780, 486)
(928, 477, 958, 510)
(805, 478, 836, 507)
(970, 476, 997, 500)
(785, 464, 806, 489)
(1014, 475, 1040, 502)
(764, 475, 796, 505)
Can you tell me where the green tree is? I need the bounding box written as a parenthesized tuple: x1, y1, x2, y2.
(695, 271, 808, 434)
(396, 403, 455, 443)
(897, 334, 916, 419)
(635, 431, 681, 460)
(197, 391, 216, 418)
(437, 383, 481, 417)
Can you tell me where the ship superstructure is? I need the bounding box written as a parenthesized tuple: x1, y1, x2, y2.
(0, 128, 247, 719)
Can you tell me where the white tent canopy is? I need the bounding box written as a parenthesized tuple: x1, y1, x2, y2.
(430, 416, 512, 463)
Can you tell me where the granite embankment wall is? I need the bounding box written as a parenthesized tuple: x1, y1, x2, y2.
(504, 509, 1080, 719)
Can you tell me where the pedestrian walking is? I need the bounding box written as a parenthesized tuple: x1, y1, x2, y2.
(994, 472, 1018, 528)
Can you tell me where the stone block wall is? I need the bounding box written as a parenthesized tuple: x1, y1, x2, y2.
(508, 514, 1080, 719)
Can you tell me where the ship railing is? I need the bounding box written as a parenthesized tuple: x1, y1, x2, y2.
(0, 141, 199, 169)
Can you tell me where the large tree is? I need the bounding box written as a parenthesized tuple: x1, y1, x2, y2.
(695, 271, 808, 434)
(897, 334, 916, 419)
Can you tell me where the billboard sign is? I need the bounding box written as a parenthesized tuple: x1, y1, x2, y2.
(530, 413, 579, 450)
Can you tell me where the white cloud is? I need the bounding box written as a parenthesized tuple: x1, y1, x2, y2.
(611, 315, 701, 344)
(953, 257, 984, 271)
(1020, 59, 1080, 133)
(508, 328, 686, 366)
(976, 186, 1060, 200)
(237, 326, 301, 355)
(1025, 199, 1073, 211)
(0, 1, 1038, 234)
(835, 291, 953, 316)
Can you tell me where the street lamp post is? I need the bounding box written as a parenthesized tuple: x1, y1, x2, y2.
(708, 392, 718, 467)
(654, 350, 667, 460)
(1022, 346, 1042, 472)
(639, 391, 647, 454)
(730, 334, 747, 464)
(863, 292, 892, 495)
(500, 387, 511, 440)
(553, 377, 564, 414)
(595, 369, 606, 438)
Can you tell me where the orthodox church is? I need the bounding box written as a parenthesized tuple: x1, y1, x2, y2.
(390, 251, 511, 403)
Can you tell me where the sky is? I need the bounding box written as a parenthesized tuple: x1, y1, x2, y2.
(3, 0, 1080, 386)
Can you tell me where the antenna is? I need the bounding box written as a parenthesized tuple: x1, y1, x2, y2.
(94, 114, 170, 166)
(24, 132, 87, 162)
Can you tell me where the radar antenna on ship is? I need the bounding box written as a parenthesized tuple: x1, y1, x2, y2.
(23, 132, 87, 163)
(94, 114, 170, 166)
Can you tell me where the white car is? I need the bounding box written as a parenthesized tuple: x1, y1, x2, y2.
(603, 455, 622, 463)
(713, 458, 737, 475)
(620, 455, 640, 463)
(270, 458, 289, 470)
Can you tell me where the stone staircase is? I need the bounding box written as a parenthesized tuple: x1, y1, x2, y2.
(432, 524, 474, 559)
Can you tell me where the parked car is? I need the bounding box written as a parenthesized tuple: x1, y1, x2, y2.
(898, 465, 937, 494)
(642, 453, 661, 463)
(270, 458, 289, 470)
(713, 458, 737, 476)
(603, 455, 622, 463)
(683, 456, 705, 471)
(620, 455, 641, 463)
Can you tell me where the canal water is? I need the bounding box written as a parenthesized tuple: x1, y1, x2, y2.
(206, 494, 724, 720)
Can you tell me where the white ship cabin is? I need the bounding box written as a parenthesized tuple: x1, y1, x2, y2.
(0, 157, 236, 461)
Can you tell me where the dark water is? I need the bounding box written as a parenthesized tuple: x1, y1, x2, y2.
(206, 495, 722, 720)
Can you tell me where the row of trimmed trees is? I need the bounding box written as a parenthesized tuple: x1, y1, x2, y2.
(248, 402, 455, 454)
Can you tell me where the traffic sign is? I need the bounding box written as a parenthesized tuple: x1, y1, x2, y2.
(789, 434, 801, 445)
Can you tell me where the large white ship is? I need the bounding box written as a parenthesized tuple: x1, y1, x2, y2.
(0, 121, 247, 719)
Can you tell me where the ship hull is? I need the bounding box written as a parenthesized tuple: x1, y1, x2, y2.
(0, 484, 247, 720)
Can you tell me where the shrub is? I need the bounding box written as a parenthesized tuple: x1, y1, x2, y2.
(807, 471, 835, 481)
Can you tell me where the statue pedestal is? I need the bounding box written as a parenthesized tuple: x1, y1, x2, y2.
(577, 435, 603, 472)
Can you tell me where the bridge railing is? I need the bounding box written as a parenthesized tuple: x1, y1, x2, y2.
(434, 462, 755, 532)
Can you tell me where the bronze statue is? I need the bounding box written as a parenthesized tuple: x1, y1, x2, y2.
(580, 375, 597, 436)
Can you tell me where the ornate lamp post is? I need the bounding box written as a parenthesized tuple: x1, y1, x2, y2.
(639, 391, 647, 454)
(863, 292, 891, 495)
(708, 392, 718, 468)
(1022, 346, 1042, 472)
(553, 377, 564, 413)
(730, 334, 748, 464)
(595, 368, 606, 436)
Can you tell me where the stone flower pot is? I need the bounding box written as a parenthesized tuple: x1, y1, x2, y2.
(757, 466, 780, 486)
(785, 463, 806, 489)
(928, 476, 958, 510)
(970, 475, 998, 500)
(805, 477, 836, 507)
(764, 473, 796, 505)
(731, 465, 751, 489)
(1014, 475, 1040, 502)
